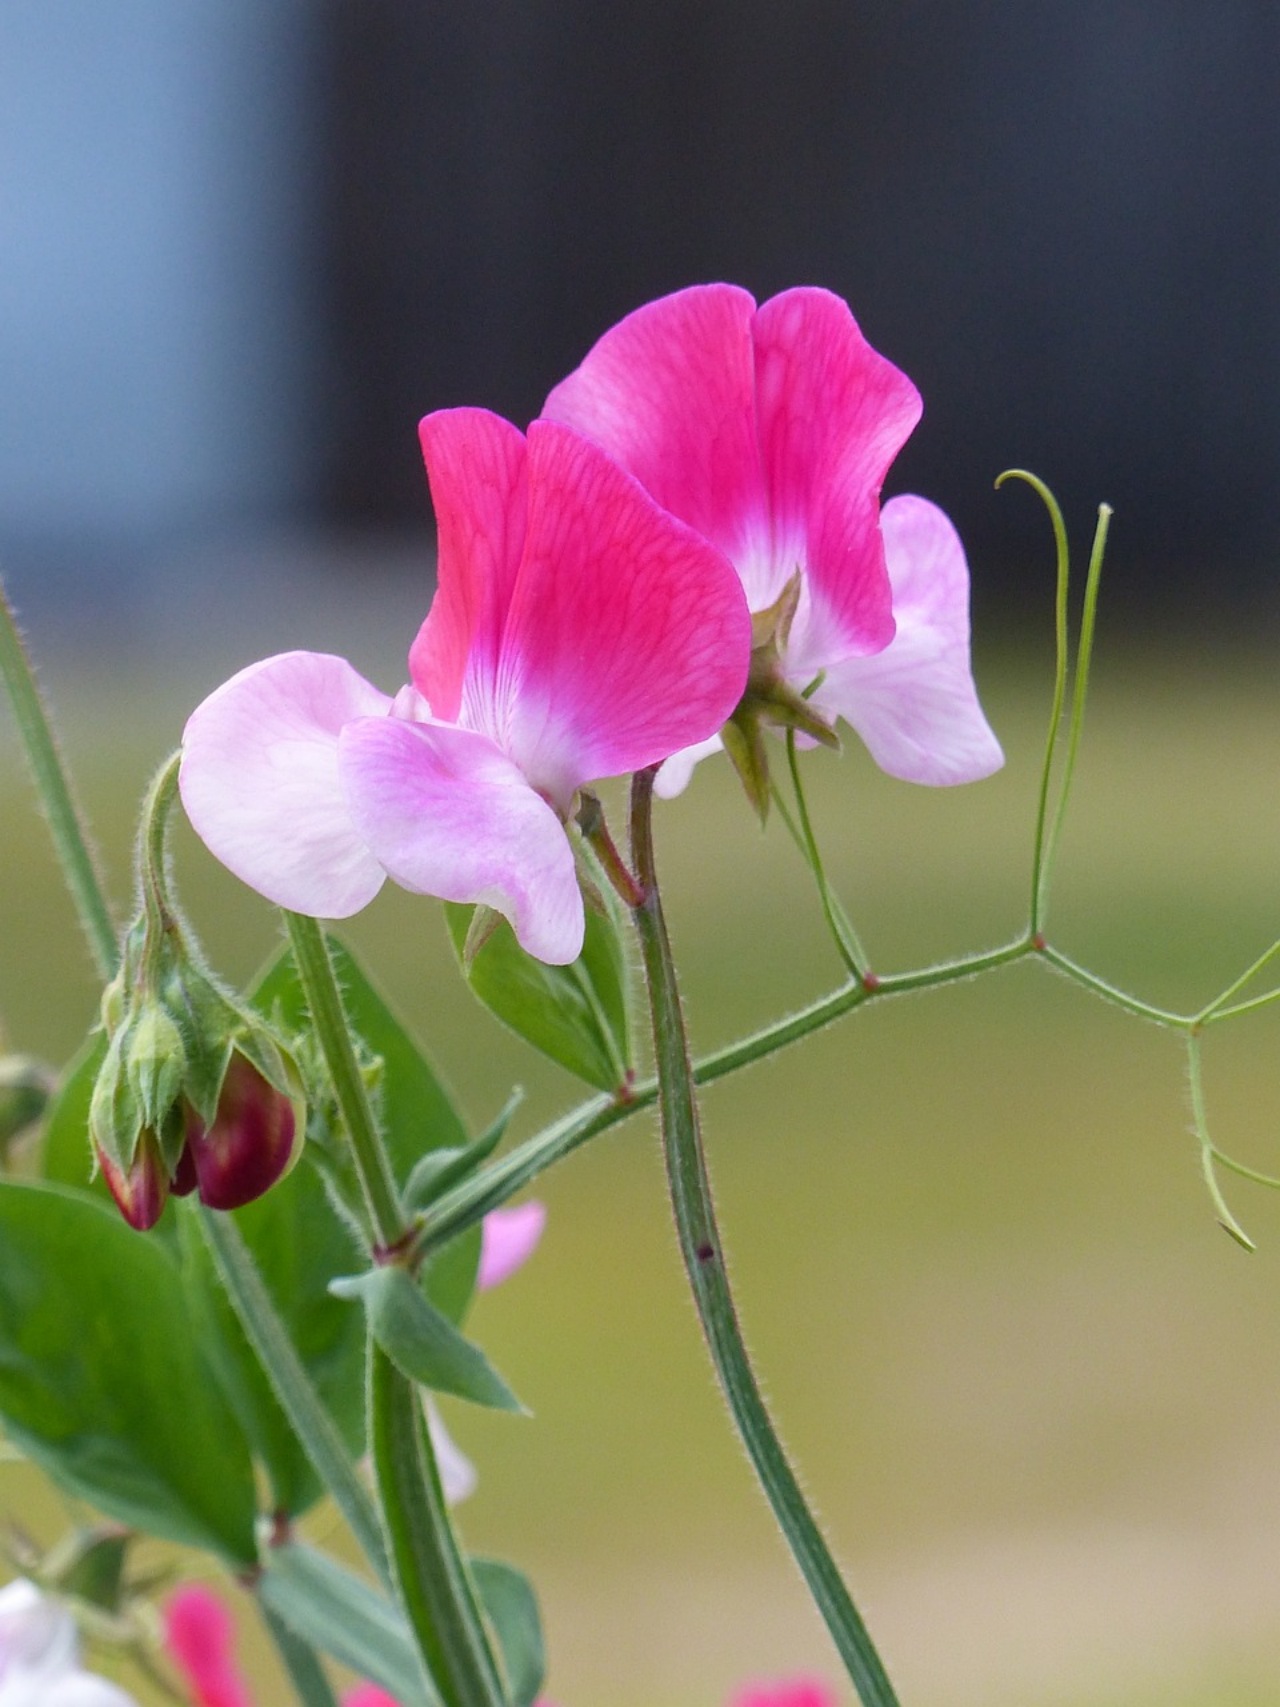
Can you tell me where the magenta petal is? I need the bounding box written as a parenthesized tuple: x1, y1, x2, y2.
(478, 1202, 547, 1290)
(411, 408, 529, 722)
(543, 283, 765, 565)
(753, 288, 920, 668)
(813, 496, 1004, 785)
(180, 652, 390, 916)
(339, 716, 585, 963)
(498, 420, 751, 803)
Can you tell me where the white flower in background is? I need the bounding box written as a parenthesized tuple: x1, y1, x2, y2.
(0, 1579, 137, 1707)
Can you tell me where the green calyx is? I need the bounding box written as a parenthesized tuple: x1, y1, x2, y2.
(723, 574, 839, 821)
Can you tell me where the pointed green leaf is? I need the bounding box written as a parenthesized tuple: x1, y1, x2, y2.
(259, 1542, 434, 1707)
(445, 901, 631, 1091)
(0, 1181, 258, 1564)
(403, 1089, 522, 1213)
(473, 1558, 545, 1707)
(331, 1268, 523, 1412)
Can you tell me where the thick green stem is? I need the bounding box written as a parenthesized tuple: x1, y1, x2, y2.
(627, 768, 901, 1707)
(0, 578, 118, 979)
(195, 1205, 389, 1581)
(283, 910, 506, 1704)
(368, 1345, 507, 1707)
(283, 911, 407, 1248)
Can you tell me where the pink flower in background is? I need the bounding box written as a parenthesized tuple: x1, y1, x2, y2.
(163, 1587, 252, 1707)
(728, 1681, 837, 1707)
(180, 410, 750, 964)
(479, 1201, 547, 1290)
(341, 1689, 400, 1707)
(544, 283, 1002, 790)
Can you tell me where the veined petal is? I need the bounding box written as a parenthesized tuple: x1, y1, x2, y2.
(811, 495, 1004, 785)
(753, 288, 919, 669)
(497, 420, 751, 803)
(339, 717, 584, 963)
(411, 408, 528, 724)
(180, 652, 390, 916)
(542, 283, 765, 565)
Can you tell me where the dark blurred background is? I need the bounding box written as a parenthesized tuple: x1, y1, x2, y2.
(4, 2, 1280, 643)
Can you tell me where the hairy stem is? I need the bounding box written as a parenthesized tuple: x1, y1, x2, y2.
(627, 766, 901, 1707)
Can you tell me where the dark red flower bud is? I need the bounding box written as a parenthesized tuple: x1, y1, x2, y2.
(95, 1130, 169, 1232)
(182, 1053, 301, 1211)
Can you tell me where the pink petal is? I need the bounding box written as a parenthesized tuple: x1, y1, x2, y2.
(163, 1587, 253, 1707)
(341, 1690, 402, 1707)
(410, 409, 528, 723)
(425, 1400, 478, 1504)
(729, 1682, 837, 1707)
(478, 1202, 546, 1289)
(812, 495, 1004, 785)
(498, 420, 751, 803)
(180, 652, 390, 917)
(542, 284, 766, 566)
(339, 716, 584, 963)
(752, 288, 919, 673)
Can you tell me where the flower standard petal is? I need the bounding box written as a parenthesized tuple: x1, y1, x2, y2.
(751, 287, 919, 675)
(496, 420, 752, 805)
(179, 652, 391, 917)
(542, 283, 764, 565)
(339, 716, 585, 964)
(410, 408, 529, 723)
(812, 495, 1004, 785)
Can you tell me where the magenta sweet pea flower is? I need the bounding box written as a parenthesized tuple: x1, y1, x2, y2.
(163, 1587, 252, 1707)
(544, 283, 1002, 790)
(180, 410, 750, 963)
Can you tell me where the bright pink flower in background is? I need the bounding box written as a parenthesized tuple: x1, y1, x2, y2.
(728, 1681, 837, 1707)
(544, 283, 1002, 790)
(181, 410, 750, 964)
(163, 1587, 252, 1707)
(341, 1689, 400, 1707)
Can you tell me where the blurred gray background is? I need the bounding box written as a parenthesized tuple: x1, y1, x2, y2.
(4, 2, 1279, 651)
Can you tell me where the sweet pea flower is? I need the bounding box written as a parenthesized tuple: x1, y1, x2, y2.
(0, 1578, 138, 1707)
(180, 410, 750, 964)
(543, 283, 1002, 792)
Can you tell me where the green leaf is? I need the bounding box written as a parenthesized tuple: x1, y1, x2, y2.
(177, 1163, 366, 1518)
(331, 1268, 523, 1412)
(40, 1030, 109, 1196)
(445, 900, 631, 1091)
(0, 1181, 258, 1564)
(473, 1558, 545, 1707)
(259, 1542, 434, 1707)
(403, 1089, 522, 1213)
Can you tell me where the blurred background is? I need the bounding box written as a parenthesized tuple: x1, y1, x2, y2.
(4, 5, 1280, 1705)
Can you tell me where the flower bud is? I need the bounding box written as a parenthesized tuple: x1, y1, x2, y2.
(180, 1051, 303, 1211)
(123, 1005, 187, 1132)
(95, 1129, 170, 1232)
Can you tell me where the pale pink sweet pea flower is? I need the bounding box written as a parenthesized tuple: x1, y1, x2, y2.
(180, 410, 750, 964)
(0, 1579, 139, 1707)
(543, 283, 1002, 791)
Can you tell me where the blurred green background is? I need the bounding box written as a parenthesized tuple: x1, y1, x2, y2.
(5, 623, 1280, 1707)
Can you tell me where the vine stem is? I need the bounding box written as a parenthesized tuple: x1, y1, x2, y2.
(627, 767, 902, 1707)
(0, 577, 118, 978)
(281, 909, 507, 1707)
